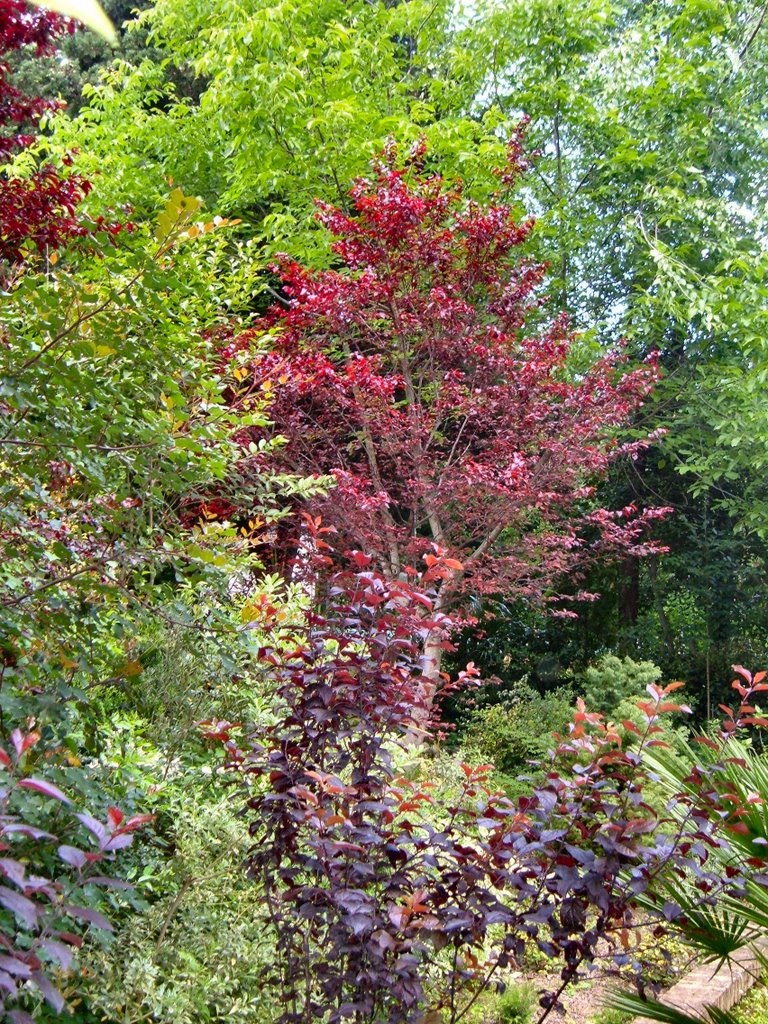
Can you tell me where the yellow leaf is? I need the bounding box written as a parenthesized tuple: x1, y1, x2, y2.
(240, 603, 260, 624)
(155, 189, 203, 243)
(118, 660, 143, 678)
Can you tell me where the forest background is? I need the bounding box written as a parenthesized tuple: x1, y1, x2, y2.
(2, 0, 768, 1021)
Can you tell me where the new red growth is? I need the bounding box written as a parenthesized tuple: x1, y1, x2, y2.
(225, 133, 668, 627)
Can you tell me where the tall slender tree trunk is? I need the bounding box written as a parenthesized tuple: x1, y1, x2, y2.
(405, 590, 451, 747)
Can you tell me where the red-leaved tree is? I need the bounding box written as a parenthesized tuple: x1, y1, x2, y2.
(0, 0, 71, 155)
(224, 135, 668, 687)
(0, 2, 112, 275)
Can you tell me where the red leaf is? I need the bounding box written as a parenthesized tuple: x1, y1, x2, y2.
(121, 813, 154, 832)
(728, 822, 752, 835)
(10, 730, 39, 759)
(441, 558, 464, 571)
(664, 680, 686, 693)
(106, 807, 124, 828)
(695, 737, 720, 750)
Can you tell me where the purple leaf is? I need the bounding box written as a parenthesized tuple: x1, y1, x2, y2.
(0, 954, 31, 978)
(0, 885, 38, 928)
(57, 845, 86, 869)
(0, 969, 16, 996)
(0, 858, 25, 888)
(40, 938, 74, 971)
(2, 824, 54, 840)
(23, 875, 57, 896)
(18, 778, 71, 804)
(62, 904, 113, 931)
(86, 875, 134, 889)
(75, 813, 107, 845)
(31, 969, 65, 1013)
(9, 730, 23, 759)
(662, 901, 682, 921)
(9, 1011, 35, 1024)
(103, 832, 134, 852)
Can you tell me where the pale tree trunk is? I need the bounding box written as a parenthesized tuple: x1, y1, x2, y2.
(418, 631, 445, 698)
(404, 521, 508, 746)
(405, 590, 451, 747)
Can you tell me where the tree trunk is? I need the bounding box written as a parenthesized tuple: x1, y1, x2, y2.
(618, 556, 640, 628)
(405, 593, 449, 747)
(648, 555, 673, 663)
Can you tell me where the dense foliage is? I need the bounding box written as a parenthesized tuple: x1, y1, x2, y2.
(2, 0, 768, 1021)
(234, 559, 768, 1023)
(229, 140, 664, 597)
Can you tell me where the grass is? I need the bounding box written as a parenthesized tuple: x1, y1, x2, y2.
(588, 1008, 634, 1024)
(496, 982, 538, 1024)
(732, 978, 768, 1024)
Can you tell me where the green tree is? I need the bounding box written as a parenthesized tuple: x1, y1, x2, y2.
(443, 0, 768, 700)
(47, 0, 509, 257)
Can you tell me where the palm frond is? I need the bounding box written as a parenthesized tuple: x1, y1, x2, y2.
(605, 989, 735, 1024)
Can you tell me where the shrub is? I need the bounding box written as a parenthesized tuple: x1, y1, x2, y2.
(79, 793, 275, 1024)
(732, 977, 768, 1024)
(0, 727, 150, 1021)
(229, 548, 756, 1024)
(579, 654, 662, 716)
(459, 680, 574, 782)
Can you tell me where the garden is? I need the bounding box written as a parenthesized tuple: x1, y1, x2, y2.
(2, 0, 768, 1021)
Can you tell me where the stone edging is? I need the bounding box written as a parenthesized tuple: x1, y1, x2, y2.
(636, 941, 768, 1022)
